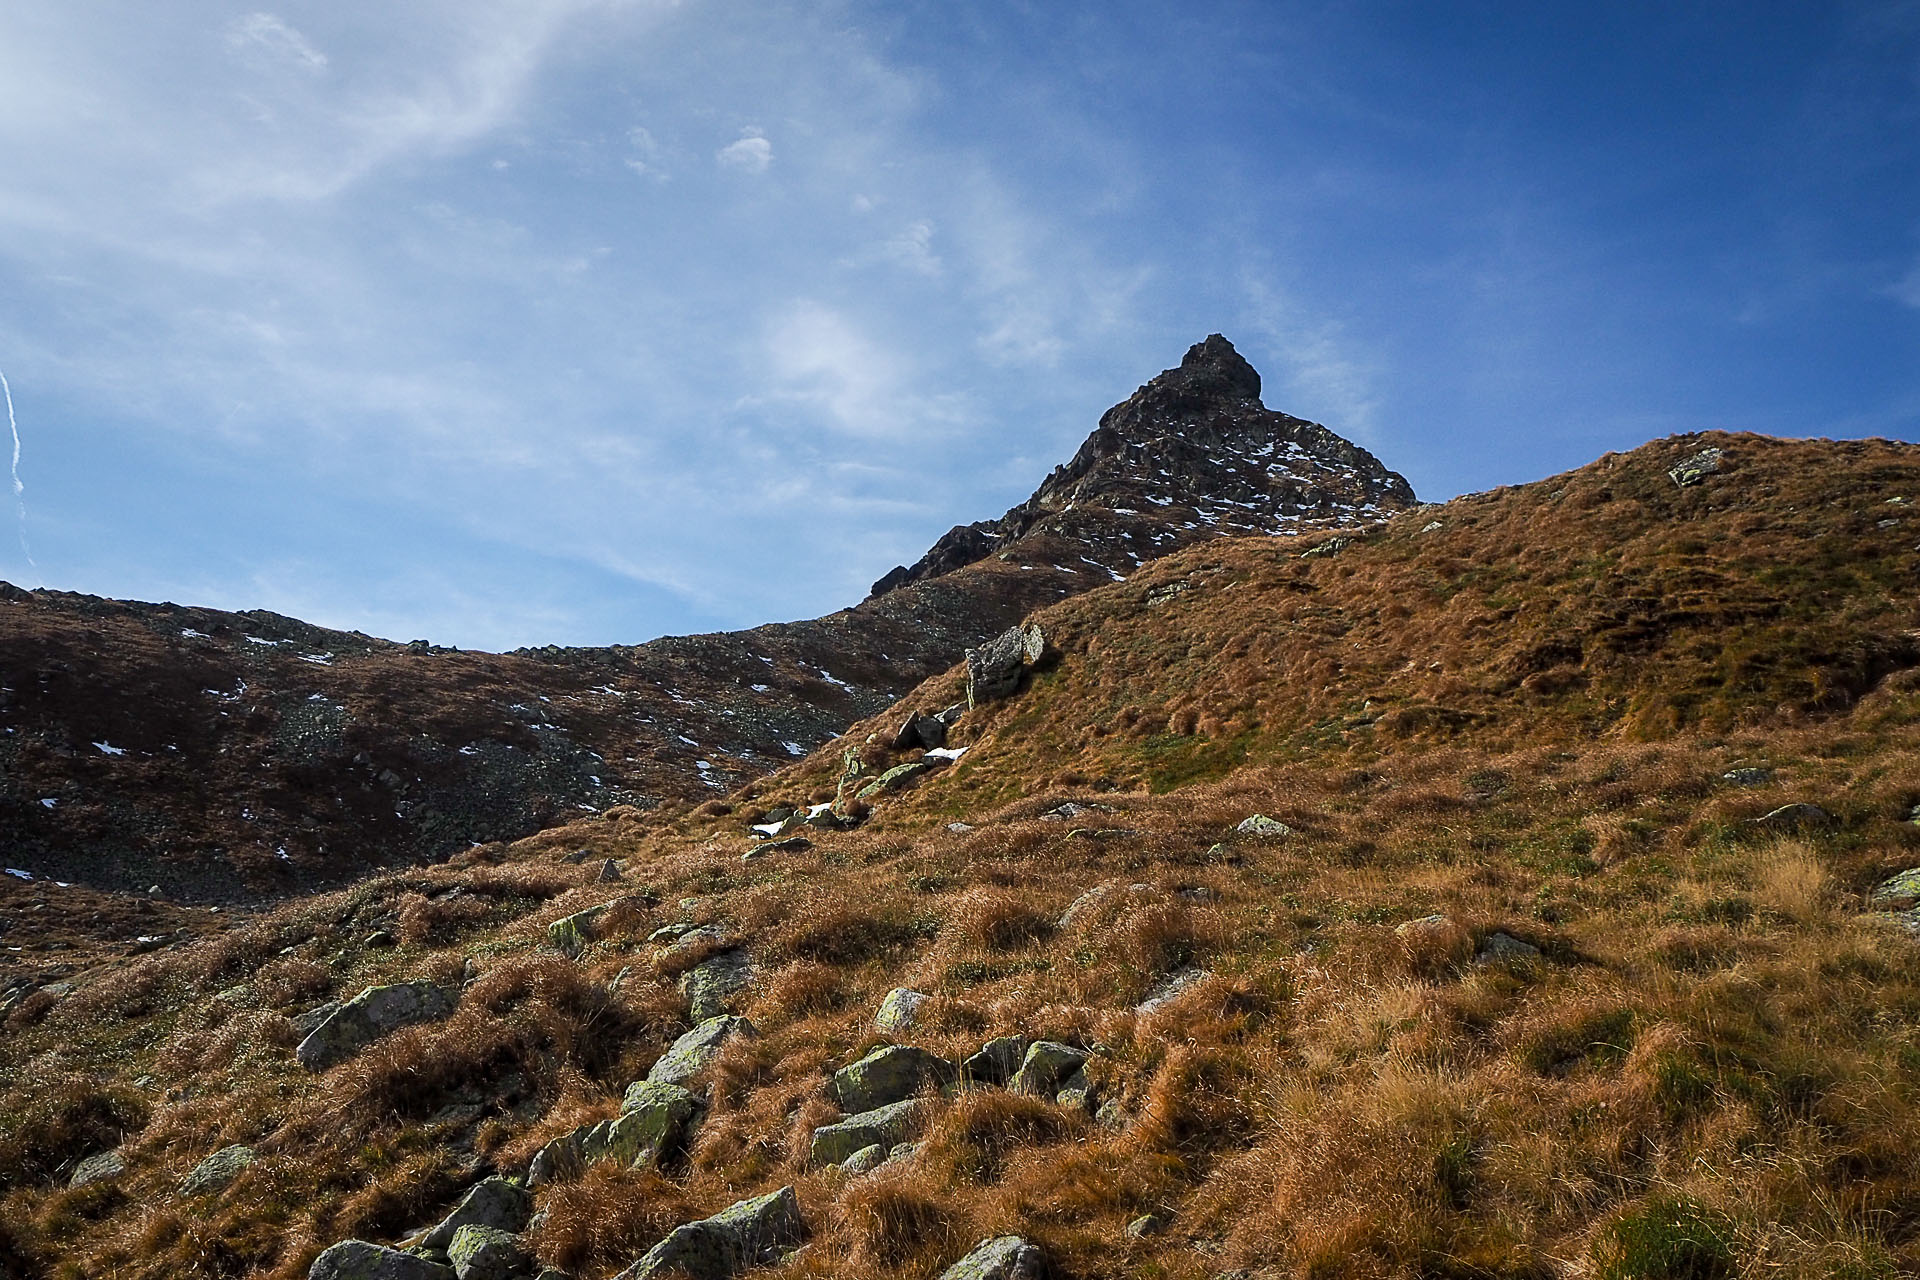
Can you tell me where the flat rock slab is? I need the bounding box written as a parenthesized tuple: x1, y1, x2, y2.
(309, 1240, 455, 1280)
(647, 1016, 756, 1087)
(1235, 814, 1294, 838)
(809, 1098, 930, 1168)
(939, 1236, 1047, 1280)
(179, 1144, 255, 1196)
(830, 1044, 957, 1114)
(1667, 446, 1724, 487)
(613, 1185, 804, 1280)
(417, 1178, 533, 1252)
(297, 982, 457, 1071)
(856, 761, 933, 801)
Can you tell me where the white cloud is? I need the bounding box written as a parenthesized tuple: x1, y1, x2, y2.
(716, 130, 772, 173)
(761, 300, 904, 436)
(880, 220, 941, 276)
(1892, 258, 1920, 309)
(225, 13, 328, 72)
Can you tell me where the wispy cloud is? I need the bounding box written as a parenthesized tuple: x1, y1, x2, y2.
(225, 13, 329, 73)
(1241, 273, 1382, 442)
(716, 129, 772, 174)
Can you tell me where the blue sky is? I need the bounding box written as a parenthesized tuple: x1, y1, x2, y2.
(1, 1, 1916, 649)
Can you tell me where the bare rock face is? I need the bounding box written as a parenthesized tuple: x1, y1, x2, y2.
(870, 334, 1416, 600)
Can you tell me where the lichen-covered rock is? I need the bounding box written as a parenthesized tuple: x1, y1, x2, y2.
(855, 761, 933, 801)
(548, 903, 616, 959)
(1055, 1068, 1095, 1112)
(69, 1150, 125, 1188)
(830, 1045, 957, 1114)
(309, 1240, 455, 1280)
(1667, 446, 1724, 487)
(1234, 814, 1293, 838)
(417, 1178, 533, 1252)
(809, 1098, 931, 1167)
(447, 1225, 527, 1280)
(874, 988, 928, 1035)
(1008, 1042, 1089, 1098)
(837, 1143, 887, 1175)
(647, 1016, 756, 1087)
(939, 1236, 1046, 1280)
(297, 982, 457, 1071)
(962, 1036, 1028, 1087)
(965, 623, 1047, 708)
(292, 1001, 341, 1038)
(179, 1144, 254, 1196)
(1872, 868, 1920, 908)
(680, 950, 754, 1022)
(612, 1185, 805, 1280)
(606, 1082, 702, 1166)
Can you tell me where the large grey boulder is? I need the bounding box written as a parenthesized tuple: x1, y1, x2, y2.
(612, 1185, 805, 1280)
(416, 1178, 533, 1252)
(647, 1016, 755, 1087)
(873, 988, 928, 1035)
(447, 1226, 527, 1280)
(309, 1240, 454, 1280)
(830, 1045, 957, 1114)
(179, 1144, 255, 1196)
(1008, 1042, 1089, 1098)
(965, 623, 1047, 708)
(809, 1098, 930, 1168)
(892, 710, 948, 752)
(297, 982, 457, 1071)
(681, 950, 754, 1022)
(939, 1236, 1046, 1280)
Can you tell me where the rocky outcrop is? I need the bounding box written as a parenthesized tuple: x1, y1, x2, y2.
(647, 1016, 755, 1087)
(966, 624, 1048, 707)
(309, 1241, 454, 1280)
(938, 1236, 1047, 1280)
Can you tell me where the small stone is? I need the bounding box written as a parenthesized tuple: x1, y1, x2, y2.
(69, 1150, 125, 1188)
(874, 988, 929, 1035)
(1135, 968, 1209, 1015)
(1754, 802, 1833, 831)
(179, 1144, 255, 1196)
(608, 1081, 703, 1166)
(296, 981, 457, 1071)
(962, 1036, 1029, 1087)
(1125, 1213, 1165, 1238)
(1872, 868, 1920, 908)
(548, 902, 618, 959)
(837, 1143, 887, 1175)
(364, 930, 396, 948)
(855, 761, 933, 801)
(647, 922, 699, 944)
(309, 1240, 454, 1280)
(561, 849, 593, 864)
(1055, 1067, 1095, 1112)
(1235, 814, 1294, 838)
(647, 1016, 756, 1087)
(447, 1226, 527, 1280)
(938, 1236, 1046, 1280)
(1058, 882, 1118, 930)
(1008, 1041, 1089, 1098)
(597, 860, 623, 883)
(1475, 932, 1542, 967)
(947, 822, 975, 834)
(810, 1098, 931, 1167)
(831, 1045, 958, 1114)
(1721, 767, 1773, 787)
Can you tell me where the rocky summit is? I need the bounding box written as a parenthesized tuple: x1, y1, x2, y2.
(0, 338, 1412, 903)
(869, 334, 1413, 596)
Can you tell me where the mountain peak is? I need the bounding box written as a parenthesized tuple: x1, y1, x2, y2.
(1170, 332, 1262, 403)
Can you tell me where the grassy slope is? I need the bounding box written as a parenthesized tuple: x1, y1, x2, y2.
(6, 431, 1920, 1280)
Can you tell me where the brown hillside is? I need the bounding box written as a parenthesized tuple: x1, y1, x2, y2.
(8, 431, 1920, 1280)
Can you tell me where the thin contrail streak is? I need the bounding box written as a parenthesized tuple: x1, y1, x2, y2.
(1, 366, 40, 583)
